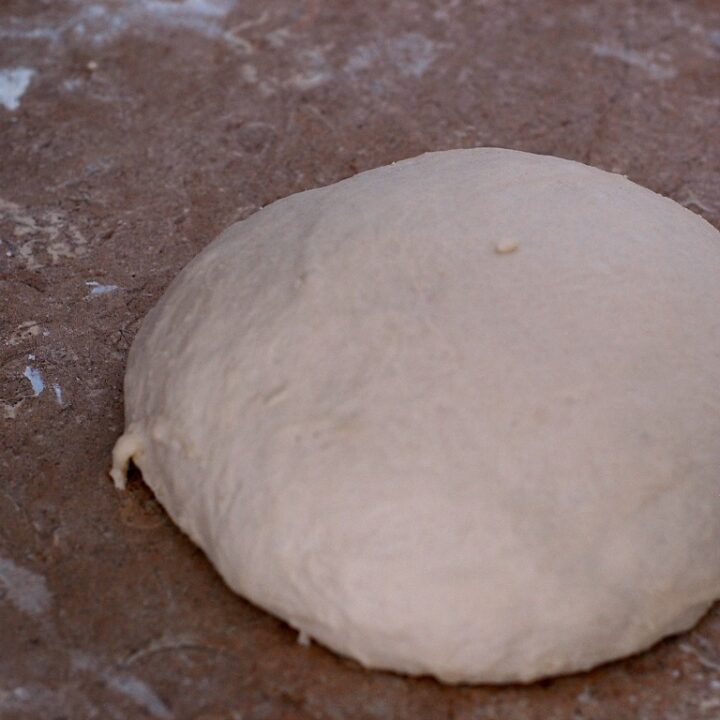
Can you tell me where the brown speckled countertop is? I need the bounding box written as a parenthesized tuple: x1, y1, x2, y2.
(1, 1, 719, 718)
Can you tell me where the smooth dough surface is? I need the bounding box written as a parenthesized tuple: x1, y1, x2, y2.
(112, 149, 720, 683)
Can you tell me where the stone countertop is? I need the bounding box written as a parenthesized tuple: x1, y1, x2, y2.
(1, 1, 719, 718)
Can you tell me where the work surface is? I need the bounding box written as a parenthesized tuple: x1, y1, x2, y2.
(2, 1, 719, 718)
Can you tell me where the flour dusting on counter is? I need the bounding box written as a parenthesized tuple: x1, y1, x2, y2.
(0, 557, 51, 616)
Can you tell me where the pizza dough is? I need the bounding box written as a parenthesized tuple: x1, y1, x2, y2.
(111, 148, 720, 683)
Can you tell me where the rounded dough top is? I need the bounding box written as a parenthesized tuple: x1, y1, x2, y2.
(112, 148, 720, 683)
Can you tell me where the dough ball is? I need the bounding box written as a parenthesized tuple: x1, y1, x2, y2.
(111, 149, 720, 683)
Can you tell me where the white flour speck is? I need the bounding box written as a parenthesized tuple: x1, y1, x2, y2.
(0, 67, 35, 111)
(71, 652, 172, 719)
(107, 674, 172, 718)
(86, 280, 119, 297)
(23, 366, 45, 396)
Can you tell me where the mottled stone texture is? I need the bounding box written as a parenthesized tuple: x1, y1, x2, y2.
(1, 1, 719, 718)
